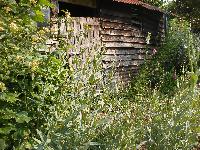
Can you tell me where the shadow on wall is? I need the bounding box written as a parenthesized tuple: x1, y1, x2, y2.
(58, 2, 98, 17)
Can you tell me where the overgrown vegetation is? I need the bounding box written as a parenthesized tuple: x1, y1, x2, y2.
(0, 0, 199, 149)
(125, 19, 200, 149)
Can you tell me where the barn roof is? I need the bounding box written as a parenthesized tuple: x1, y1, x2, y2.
(113, 0, 163, 13)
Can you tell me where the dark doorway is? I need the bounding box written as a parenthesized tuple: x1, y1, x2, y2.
(58, 2, 98, 17)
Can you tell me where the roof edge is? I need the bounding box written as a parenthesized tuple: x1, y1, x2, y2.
(113, 0, 164, 13)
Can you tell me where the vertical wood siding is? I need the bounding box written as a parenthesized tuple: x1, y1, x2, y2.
(48, 16, 101, 69)
(61, 17, 101, 66)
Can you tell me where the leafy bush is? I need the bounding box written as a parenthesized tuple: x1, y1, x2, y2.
(0, 0, 54, 149)
(129, 19, 200, 96)
(0, 1, 121, 149)
(121, 19, 200, 149)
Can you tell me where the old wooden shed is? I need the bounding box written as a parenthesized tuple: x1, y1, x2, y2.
(49, 0, 165, 83)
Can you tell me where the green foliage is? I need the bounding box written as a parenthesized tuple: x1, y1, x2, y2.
(141, 0, 165, 7)
(130, 19, 199, 96)
(123, 19, 200, 149)
(0, 0, 53, 149)
(168, 0, 200, 32)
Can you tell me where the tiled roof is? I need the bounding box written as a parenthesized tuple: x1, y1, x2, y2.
(113, 0, 163, 13)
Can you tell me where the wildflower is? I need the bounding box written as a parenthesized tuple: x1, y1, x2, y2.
(38, 29, 45, 35)
(146, 32, 151, 44)
(173, 69, 177, 80)
(0, 26, 4, 32)
(43, 27, 50, 33)
(28, 60, 40, 71)
(0, 21, 4, 31)
(4, 7, 12, 13)
(198, 82, 200, 88)
(184, 44, 188, 49)
(16, 55, 23, 61)
(30, 0, 37, 4)
(152, 48, 157, 55)
(0, 82, 6, 92)
(31, 35, 40, 43)
(10, 22, 19, 32)
(98, 100, 105, 107)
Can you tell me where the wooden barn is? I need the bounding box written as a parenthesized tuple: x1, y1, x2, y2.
(47, 0, 166, 83)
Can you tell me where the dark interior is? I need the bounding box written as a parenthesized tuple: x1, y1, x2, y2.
(58, 2, 98, 17)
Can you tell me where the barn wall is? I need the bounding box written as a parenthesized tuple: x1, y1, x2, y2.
(47, 16, 101, 65)
(100, 1, 164, 83)
(49, 0, 165, 84)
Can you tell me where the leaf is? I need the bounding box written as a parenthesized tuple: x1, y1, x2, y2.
(32, 137, 42, 144)
(0, 139, 7, 150)
(34, 10, 45, 22)
(89, 74, 95, 85)
(39, 0, 54, 7)
(16, 112, 31, 123)
(96, 117, 111, 127)
(0, 109, 16, 120)
(37, 144, 44, 150)
(0, 93, 18, 103)
(36, 129, 44, 142)
(190, 73, 198, 87)
(89, 142, 101, 146)
(46, 138, 51, 144)
(0, 125, 16, 135)
(24, 142, 32, 149)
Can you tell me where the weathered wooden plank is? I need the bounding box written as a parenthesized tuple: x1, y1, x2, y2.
(118, 71, 139, 77)
(104, 48, 150, 55)
(101, 21, 140, 31)
(105, 49, 146, 55)
(103, 54, 146, 62)
(101, 18, 142, 27)
(73, 17, 100, 25)
(101, 29, 143, 37)
(116, 65, 141, 71)
(101, 19, 141, 30)
(102, 34, 145, 43)
(104, 42, 147, 48)
(102, 60, 144, 68)
(102, 35, 160, 46)
(116, 69, 139, 80)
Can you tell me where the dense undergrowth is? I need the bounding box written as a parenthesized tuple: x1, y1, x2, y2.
(0, 1, 200, 149)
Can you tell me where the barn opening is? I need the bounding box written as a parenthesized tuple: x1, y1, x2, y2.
(58, 0, 98, 17)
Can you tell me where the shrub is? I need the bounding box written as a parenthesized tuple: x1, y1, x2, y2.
(129, 19, 200, 96)
(0, 1, 120, 149)
(122, 19, 200, 149)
